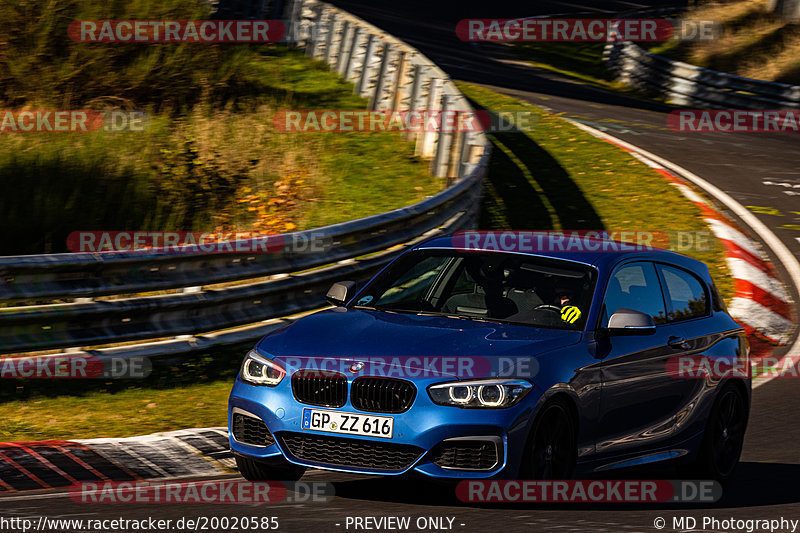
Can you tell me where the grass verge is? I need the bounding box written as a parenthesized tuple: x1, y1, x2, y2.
(0, 345, 247, 441)
(0, 382, 233, 441)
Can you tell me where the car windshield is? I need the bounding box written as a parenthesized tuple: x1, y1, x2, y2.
(352, 250, 596, 330)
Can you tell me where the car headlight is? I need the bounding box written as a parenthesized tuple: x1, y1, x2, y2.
(240, 350, 285, 386)
(428, 379, 532, 408)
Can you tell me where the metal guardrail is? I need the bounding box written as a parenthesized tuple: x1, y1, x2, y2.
(517, 6, 797, 109)
(604, 41, 800, 110)
(0, 0, 490, 357)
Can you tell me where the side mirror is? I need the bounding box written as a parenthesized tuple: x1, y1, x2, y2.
(326, 281, 357, 307)
(607, 309, 656, 336)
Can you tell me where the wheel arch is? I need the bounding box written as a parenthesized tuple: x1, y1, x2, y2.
(518, 389, 581, 478)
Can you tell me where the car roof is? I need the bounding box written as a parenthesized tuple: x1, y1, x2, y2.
(413, 234, 709, 276)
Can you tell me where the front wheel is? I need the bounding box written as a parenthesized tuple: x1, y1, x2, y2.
(235, 455, 306, 481)
(522, 399, 577, 479)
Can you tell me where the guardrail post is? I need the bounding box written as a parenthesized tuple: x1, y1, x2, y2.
(344, 27, 363, 81)
(417, 78, 442, 159)
(323, 13, 338, 66)
(447, 117, 464, 181)
(432, 94, 453, 177)
(285, 0, 304, 47)
(391, 51, 408, 111)
(370, 43, 392, 110)
(458, 130, 473, 178)
(336, 21, 352, 75)
(315, 11, 331, 60)
(357, 34, 377, 97)
(408, 64, 424, 112)
(305, 4, 322, 57)
(405, 63, 424, 142)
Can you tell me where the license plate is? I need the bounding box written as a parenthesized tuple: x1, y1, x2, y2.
(301, 408, 394, 439)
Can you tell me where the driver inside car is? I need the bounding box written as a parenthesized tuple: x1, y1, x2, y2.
(555, 287, 582, 324)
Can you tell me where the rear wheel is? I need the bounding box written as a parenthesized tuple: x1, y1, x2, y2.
(235, 455, 306, 481)
(522, 399, 577, 479)
(691, 383, 747, 482)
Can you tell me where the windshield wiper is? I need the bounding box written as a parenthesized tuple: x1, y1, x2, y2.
(415, 311, 493, 323)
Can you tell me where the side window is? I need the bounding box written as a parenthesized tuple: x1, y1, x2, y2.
(373, 256, 448, 307)
(449, 260, 478, 295)
(602, 262, 667, 327)
(658, 265, 709, 322)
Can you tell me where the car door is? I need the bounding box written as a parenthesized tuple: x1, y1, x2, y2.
(654, 262, 718, 441)
(591, 260, 693, 460)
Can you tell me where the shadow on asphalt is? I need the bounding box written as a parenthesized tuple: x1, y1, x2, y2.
(465, 100, 606, 231)
(325, 461, 800, 510)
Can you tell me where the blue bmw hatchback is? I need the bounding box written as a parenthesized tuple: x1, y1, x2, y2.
(228, 236, 750, 482)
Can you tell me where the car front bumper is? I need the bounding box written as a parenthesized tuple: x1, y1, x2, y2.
(228, 376, 537, 479)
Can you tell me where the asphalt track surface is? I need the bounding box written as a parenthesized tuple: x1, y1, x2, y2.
(3, 1, 800, 531)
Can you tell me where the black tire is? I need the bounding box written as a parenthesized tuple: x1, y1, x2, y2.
(691, 382, 748, 483)
(522, 398, 577, 479)
(235, 455, 306, 481)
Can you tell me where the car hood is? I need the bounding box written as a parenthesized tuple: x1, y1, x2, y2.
(256, 308, 582, 379)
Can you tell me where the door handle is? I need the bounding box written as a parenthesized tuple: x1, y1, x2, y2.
(668, 336, 690, 349)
